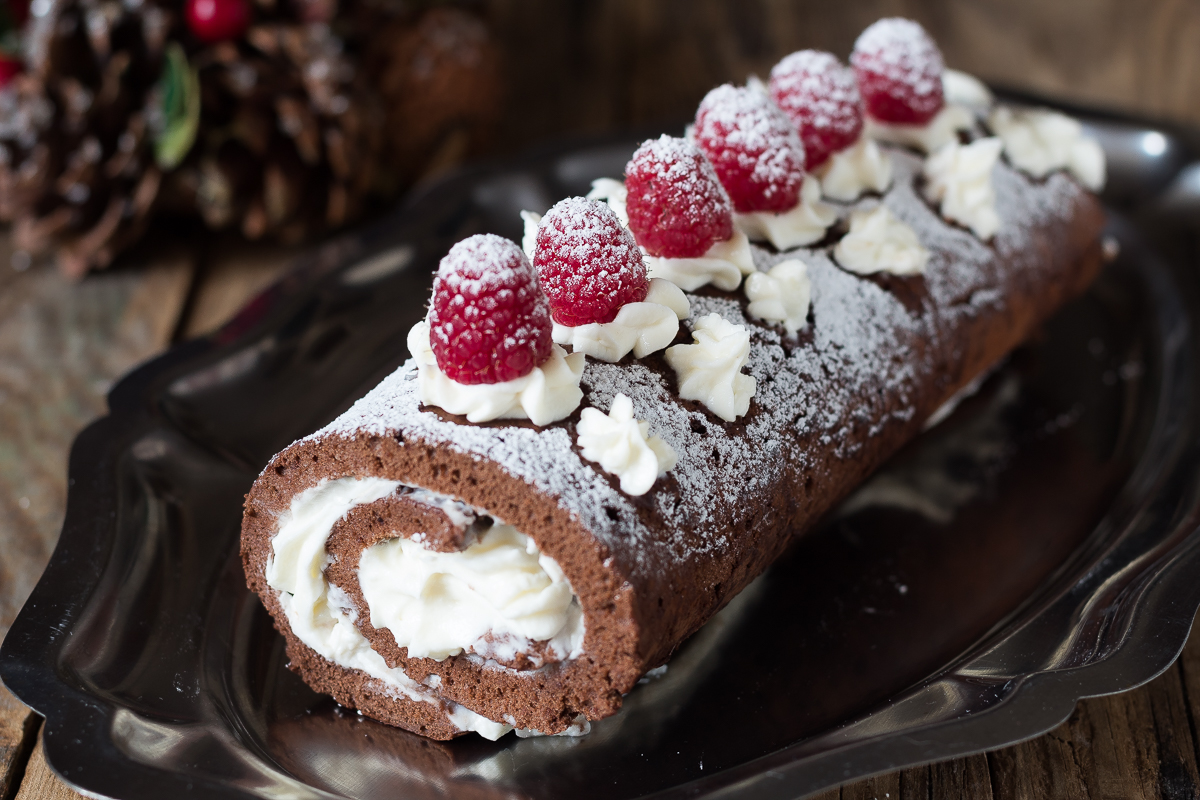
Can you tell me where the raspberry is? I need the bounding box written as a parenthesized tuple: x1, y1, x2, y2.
(624, 135, 733, 259)
(534, 197, 648, 327)
(851, 18, 944, 126)
(693, 84, 806, 214)
(428, 234, 552, 385)
(769, 50, 863, 170)
(186, 0, 251, 42)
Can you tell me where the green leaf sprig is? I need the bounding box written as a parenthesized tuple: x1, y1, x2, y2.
(154, 42, 200, 170)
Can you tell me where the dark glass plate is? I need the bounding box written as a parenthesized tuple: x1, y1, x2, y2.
(4, 112, 1200, 800)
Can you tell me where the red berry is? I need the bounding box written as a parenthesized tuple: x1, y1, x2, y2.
(0, 56, 20, 89)
(534, 197, 648, 327)
(769, 50, 863, 170)
(186, 0, 250, 43)
(851, 18, 944, 126)
(625, 135, 733, 259)
(428, 234, 552, 385)
(693, 84, 806, 214)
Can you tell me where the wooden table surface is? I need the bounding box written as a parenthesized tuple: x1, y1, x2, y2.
(0, 234, 1197, 800)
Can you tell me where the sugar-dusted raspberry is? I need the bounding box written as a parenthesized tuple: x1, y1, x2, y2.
(769, 50, 863, 169)
(693, 84, 807, 214)
(624, 135, 734, 259)
(534, 197, 648, 327)
(851, 18, 944, 126)
(428, 233, 552, 385)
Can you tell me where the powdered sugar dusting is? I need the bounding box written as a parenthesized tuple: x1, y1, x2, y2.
(694, 84, 806, 213)
(535, 197, 648, 326)
(625, 135, 734, 259)
(429, 233, 552, 385)
(538, 198, 642, 273)
(436, 233, 530, 295)
(853, 18, 944, 89)
(309, 366, 640, 547)
(299, 139, 1092, 586)
(852, 18, 945, 125)
(769, 50, 863, 168)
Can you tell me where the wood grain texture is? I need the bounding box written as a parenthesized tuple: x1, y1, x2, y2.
(0, 686, 37, 800)
(1069, 684, 1161, 799)
(0, 251, 192, 638)
(179, 236, 302, 339)
(932, 753, 995, 798)
(12, 732, 85, 800)
(1144, 661, 1200, 798)
(0, 229, 312, 800)
(485, 0, 1200, 158)
(987, 720, 1089, 799)
(833, 660, 1200, 799)
(901, 765, 932, 799)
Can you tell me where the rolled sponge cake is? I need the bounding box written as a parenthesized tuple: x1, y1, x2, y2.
(240, 149, 1105, 740)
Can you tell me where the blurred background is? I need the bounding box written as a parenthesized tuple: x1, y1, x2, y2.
(3, 0, 1199, 279)
(489, 0, 1200, 148)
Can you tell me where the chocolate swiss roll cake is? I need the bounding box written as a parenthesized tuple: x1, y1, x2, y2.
(241, 18, 1108, 740)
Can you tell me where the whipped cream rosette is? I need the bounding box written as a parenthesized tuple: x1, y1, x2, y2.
(866, 104, 976, 154)
(834, 205, 930, 276)
(942, 69, 994, 112)
(576, 393, 677, 496)
(988, 106, 1106, 192)
(924, 137, 1004, 240)
(743, 258, 813, 334)
(664, 313, 757, 422)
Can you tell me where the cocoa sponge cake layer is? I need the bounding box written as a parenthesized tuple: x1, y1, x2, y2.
(241, 149, 1105, 740)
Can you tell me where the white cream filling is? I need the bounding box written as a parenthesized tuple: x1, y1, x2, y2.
(664, 313, 756, 422)
(833, 205, 930, 276)
(743, 258, 812, 335)
(866, 103, 975, 154)
(576, 393, 677, 496)
(923, 137, 1003, 240)
(942, 69, 994, 112)
(407, 320, 585, 426)
(733, 177, 837, 250)
(988, 105, 1106, 191)
(359, 523, 584, 665)
(815, 135, 894, 202)
(264, 477, 514, 740)
(551, 278, 690, 362)
(643, 230, 755, 292)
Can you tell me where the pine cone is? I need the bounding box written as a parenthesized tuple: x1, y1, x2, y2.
(0, 0, 173, 277)
(168, 19, 385, 242)
(0, 0, 504, 275)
